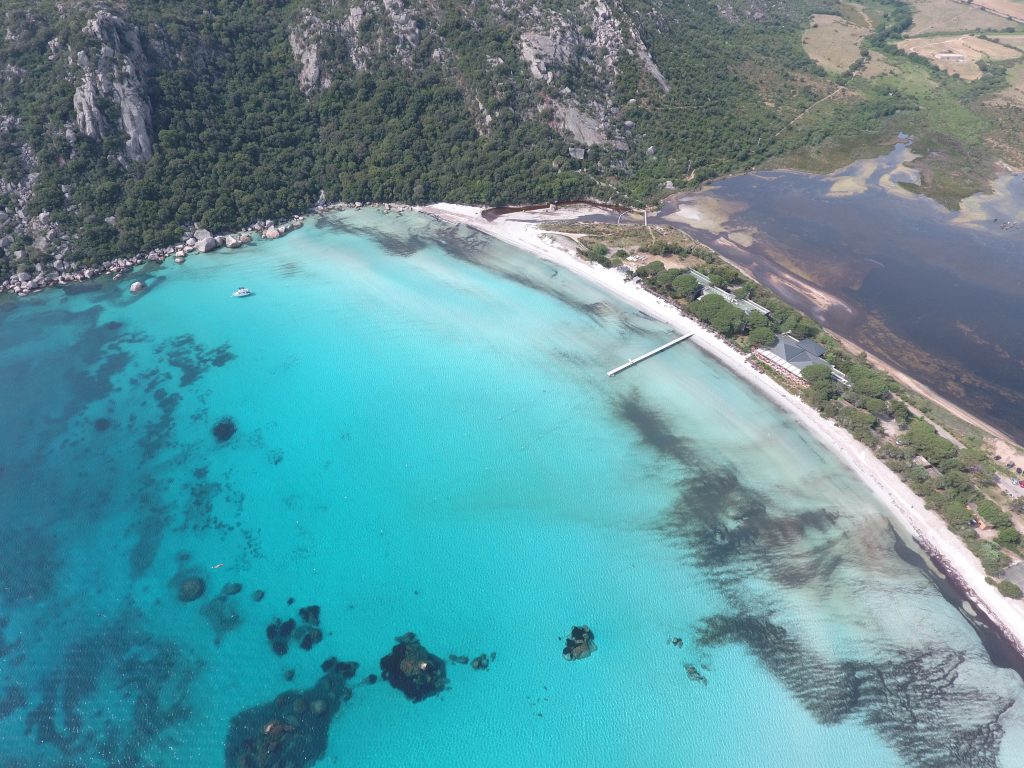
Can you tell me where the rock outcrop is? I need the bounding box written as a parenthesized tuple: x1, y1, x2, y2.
(284, 0, 663, 153)
(517, 0, 669, 146)
(562, 625, 596, 661)
(289, 0, 424, 91)
(71, 11, 154, 162)
(380, 632, 447, 702)
(289, 10, 334, 94)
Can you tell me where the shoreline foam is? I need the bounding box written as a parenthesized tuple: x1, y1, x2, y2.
(418, 202, 1024, 664)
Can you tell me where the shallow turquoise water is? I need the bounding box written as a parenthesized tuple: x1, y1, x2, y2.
(1, 209, 1022, 767)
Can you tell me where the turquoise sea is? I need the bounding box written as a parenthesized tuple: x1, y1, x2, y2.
(1, 209, 1023, 767)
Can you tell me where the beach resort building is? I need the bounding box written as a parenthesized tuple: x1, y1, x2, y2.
(753, 334, 850, 387)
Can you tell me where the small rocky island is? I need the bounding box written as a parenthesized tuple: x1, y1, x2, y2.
(380, 632, 447, 702)
(562, 625, 596, 661)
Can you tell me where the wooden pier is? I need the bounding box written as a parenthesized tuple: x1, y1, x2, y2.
(606, 333, 693, 377)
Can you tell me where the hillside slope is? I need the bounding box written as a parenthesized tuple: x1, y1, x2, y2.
(0, 0, 838, 278)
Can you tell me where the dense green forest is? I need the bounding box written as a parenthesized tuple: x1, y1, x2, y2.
(2, 0, 1023, 278)
(0, 0, 838, 277)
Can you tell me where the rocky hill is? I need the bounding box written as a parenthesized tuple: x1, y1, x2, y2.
(0, 0, 831, 279)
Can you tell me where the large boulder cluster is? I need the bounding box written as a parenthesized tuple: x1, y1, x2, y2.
(225, 656, 358, 768)
(266, 605, 323, 656)
(1, 216, 301, 297)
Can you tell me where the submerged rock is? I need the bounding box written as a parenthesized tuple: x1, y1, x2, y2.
(380, 632, 447, 703)
(321, 657, 359, 678)
(266, 618, 297, 656)
(562, 625, 596, 661)
(221, 582, 243, 596)
(298, 628, 323, 651)
(252, 590, 265, 602)
(0, 684, 27, 719)
(298, 605, 320, 625)
(201, 595, 242, 644)
(224, 657, 358, 768)
(685, 664, 708, 686)
(448, 654, 469, 665)
(177, 577, 206, 603)
(470, 654, 489, 671)
(212, 417, 237, 443)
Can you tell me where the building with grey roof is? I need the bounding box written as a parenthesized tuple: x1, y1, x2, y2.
(754, 334, 849, 386)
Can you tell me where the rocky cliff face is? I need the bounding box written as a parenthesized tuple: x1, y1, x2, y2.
(71, 11, 153, 162)
(285, 0, 669, 148)
(289, 0, 428, 90)
(518, 0, 668, 93)
(515, 0, 670, 147)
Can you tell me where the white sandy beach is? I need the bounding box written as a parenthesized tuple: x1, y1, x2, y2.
(419, 202, 1024, 658)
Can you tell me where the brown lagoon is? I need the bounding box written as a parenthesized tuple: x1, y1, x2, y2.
(653, 145, 1024, 443)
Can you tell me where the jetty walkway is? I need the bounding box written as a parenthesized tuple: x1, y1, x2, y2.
(607, 333, 693, 377)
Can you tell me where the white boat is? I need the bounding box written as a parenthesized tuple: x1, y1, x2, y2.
(232, 287, 252, 297)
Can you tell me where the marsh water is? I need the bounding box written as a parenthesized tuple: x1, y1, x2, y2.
(1, 209, 1023, 767)
(655, 146, 1024, 442)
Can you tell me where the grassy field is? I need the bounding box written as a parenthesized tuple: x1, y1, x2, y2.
(968, 0, 1024, 22)
(987, 60, 1024, 104)
(995, 32, 1024, 49)
(867, 57, 994, 143)
(858, 50, 901, 78)
(539, 222, 695, 251)
(900, 131, 1000, 208)
(772, 42, 1004, 207)
(803, 14, 869, 72)
(898, 34, 1022, 79)
(906, 0, 1017, 34)
(722, 0, 1024, 210)
(767, 131, 898, 175)
(838, 0, 878, 27)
